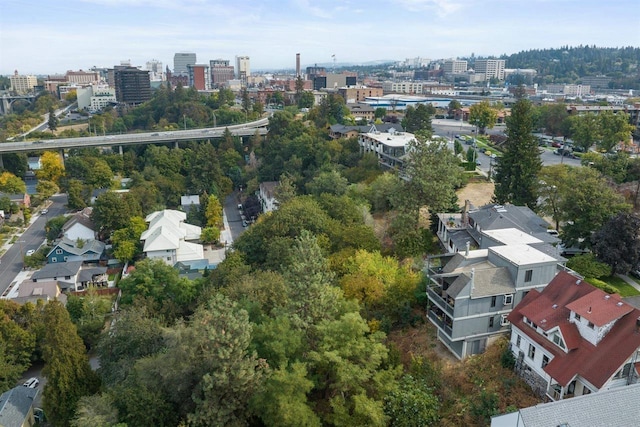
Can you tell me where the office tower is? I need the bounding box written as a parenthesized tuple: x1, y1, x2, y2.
(474, 59, 506, 80)
(443, 59, 468, 74)
(146, 59, 165, 81)
(210, 59, 235, 88)
(174, 52, 196, 77)
(187, 64, 210, 90)
(113, 66, 151, 105)
(235, 56, 250, 86)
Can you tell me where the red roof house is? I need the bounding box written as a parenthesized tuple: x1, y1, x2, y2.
(507, 270, 640, 401)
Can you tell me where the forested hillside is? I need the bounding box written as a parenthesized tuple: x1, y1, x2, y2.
(502, 45, 640, 88)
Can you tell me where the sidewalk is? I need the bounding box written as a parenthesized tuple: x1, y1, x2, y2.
(617, 273, 640, 293)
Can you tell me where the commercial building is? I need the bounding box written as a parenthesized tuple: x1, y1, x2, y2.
(443, 59, 468, 74)
(9, 71, 37, 94)
(113, 66, 151, 105)
(65, 70, 100, 85)
(173, 52, 196, 77)
(236, 55, 250, 85)
(146, 59, 165, 81)
(187, 64, 210, 90)
(210, 59, 235, 88)
(338, 86, 383, 103)
(474, 59, 506, 81)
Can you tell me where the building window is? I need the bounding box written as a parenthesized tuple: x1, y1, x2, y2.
(51, 258, 57, 263)
(587, 321, 595, 329)
(552, 334, 566, 349)
(575, 313, 581, 322)
(525, 269, 533, 282)
(614, 363, 633, 380)
(489, 317, 494, 328)
(516, 334, 521, 348)
(504, 294, 513, 305)
(56, 249, 63, 254)
(528, 344, 536, 360)
(491, 296, 497, 307)
(542, 355, 549, 368)
(501, 314, 510, 326)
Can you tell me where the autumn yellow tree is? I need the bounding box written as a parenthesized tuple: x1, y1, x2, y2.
(205, 194, 223, 228)
(0, 172, 26, 194)
(37, 151, 65, 184)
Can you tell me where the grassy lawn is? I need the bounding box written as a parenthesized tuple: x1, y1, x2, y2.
(599, 276, 640, 297)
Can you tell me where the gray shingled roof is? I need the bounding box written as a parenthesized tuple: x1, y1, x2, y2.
(47, 237, 105, 259)
(0, 386, 38, 427)
(469, 204, 555, 239)
(516, 383, 640, 426)
(31, 261, 83, 280)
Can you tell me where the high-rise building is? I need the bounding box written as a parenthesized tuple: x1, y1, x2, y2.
(443, 60, 468, 74)
(113, 66, 151, 105)
(210, 59, 235, 88)
(174, 52, 196, 77)
(474, 59, 506, 81)
(146, 59, 165, 81)
(235, 56, 250, 85)
(187, 64, 210, 90)
(10, 71, 38, 94)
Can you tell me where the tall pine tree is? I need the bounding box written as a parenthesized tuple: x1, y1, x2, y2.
(493, 97, 542, 209)
(42, 301, 99, 427)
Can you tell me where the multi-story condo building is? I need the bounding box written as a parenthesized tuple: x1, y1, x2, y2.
(507, 271, 640, 401)
(113, 66, 151, 105)
(474, 59, 506, 81)
(173, 52, 196, 77)
(427, 227, 563, 359)
(236, 56, 250, 86)
(10, 71, 38, 94)
(358, 126, 416, 170)
(443, 59, 468, 74)
(382, 81, 426, 95)
(210, 59, 234, 88)
(187, 64, 210, 90)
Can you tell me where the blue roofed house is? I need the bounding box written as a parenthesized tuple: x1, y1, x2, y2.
(46, 237, 106, 264)
(0, 385, 39, 427)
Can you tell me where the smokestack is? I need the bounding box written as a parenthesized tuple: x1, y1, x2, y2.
(296, 53, 301, 77)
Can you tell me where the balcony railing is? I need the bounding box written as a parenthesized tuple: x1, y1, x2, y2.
(427, 287, 454, 316)
(428, 309, 453, 336)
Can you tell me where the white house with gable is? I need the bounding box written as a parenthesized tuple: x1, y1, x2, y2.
(140, 209, 203, 265)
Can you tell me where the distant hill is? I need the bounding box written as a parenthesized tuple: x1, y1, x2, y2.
(500, 45, 640, 89)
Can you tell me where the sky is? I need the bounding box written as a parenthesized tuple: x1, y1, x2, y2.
(1, 0, 638, 76)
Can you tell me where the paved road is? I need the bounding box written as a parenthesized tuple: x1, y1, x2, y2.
(0, 193, 68, 297)
(224, 191, 246, 244)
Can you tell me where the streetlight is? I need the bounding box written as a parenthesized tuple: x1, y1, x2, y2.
(183, 114, 187, 131)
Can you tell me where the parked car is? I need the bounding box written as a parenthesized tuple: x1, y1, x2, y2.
(551, 141, 563, 148)
(25, 249, 35, 257)
(41, 209, 48, 214)
(630, 269, 640, 279)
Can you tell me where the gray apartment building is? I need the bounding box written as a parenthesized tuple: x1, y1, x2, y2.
(174, 52, 196, 77)
(427, 227, 563, 359)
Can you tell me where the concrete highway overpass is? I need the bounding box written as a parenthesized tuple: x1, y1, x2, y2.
(0, 118, 269, 154)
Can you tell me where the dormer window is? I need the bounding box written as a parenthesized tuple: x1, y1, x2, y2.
(587, 321, 595, 329)
(504, 294, 513, 305)
(574, 313, 581, 322)
(552, 333, 566, 349)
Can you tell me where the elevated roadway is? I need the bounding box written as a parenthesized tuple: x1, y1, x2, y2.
(0, 117, 269, 154)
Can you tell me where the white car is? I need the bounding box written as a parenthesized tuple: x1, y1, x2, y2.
(23, 377, 39, 388)
(26, 249, 35, 257)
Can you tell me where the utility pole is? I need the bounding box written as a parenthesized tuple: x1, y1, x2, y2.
(183, 114, 187, 130)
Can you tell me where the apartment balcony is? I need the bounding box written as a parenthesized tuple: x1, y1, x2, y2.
(427, 286, 454, 317)
(427, 309, 453, 337)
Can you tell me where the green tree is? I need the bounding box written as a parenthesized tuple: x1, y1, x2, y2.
(374, 107, 387, 119)
(468, 101, 498, 134)
(597, 111, 635, 153)
(66, 178, 88, 210)
(36, 179, 59, 199)
(48, 106, 59, 131)
(447, 100, 462, 116)
(305, 170, 348, 196)
(0, 301, 36, 393)
(71, 394, 122, 427)
(384, 375, 440, 427)
(201, 226, 221, 244)
(42, 301, 99, 427)
(537, 164, 570, 230)
(566, 253, 611, 279)
(0, 171, 26, 194)
(560, 167, 630, 248)
(402, 104, 435, 133)
(92, 192, 141, 239)
(569, 113, 600, 152)
(592, 213, 640, 275)
(494, 98, 542, 209)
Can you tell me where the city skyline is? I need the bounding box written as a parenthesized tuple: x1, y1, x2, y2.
(1, 0, 637, 76)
